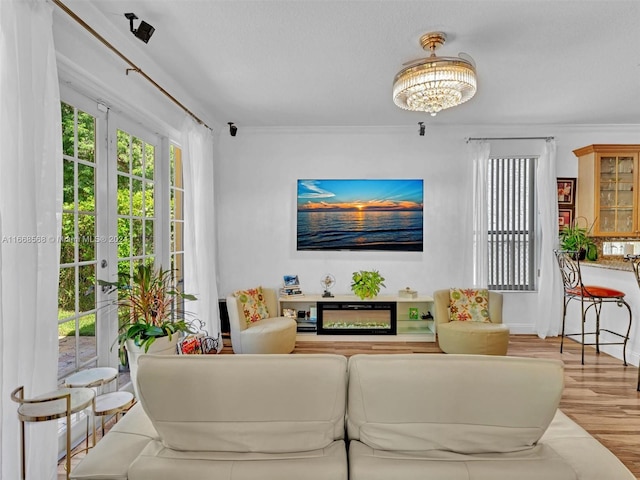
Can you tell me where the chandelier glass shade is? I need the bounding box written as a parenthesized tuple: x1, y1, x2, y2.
(393, 32, 477, 116)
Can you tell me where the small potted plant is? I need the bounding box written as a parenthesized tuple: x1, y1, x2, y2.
(351, 270, 386, 299)
(99, 263, 196, 390)
(559, 217, 598, 261)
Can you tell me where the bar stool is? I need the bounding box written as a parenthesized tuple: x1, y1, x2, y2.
(10, 385, 95, 480)
(64, 367, 134, 447)
(93, 391, 135, 439)
(554, 250, 633, 365)
(623, 253, 640, 391)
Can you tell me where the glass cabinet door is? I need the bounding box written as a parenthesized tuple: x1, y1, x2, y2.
(598, 155, 636, 234)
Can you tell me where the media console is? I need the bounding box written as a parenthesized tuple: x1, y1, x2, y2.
(278, 294, 434, 340)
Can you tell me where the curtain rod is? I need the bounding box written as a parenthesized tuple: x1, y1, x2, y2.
(52, 0, 213, 131)
(466, 136, 554, 142)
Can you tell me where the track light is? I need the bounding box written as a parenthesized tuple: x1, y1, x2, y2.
(124, 13, 155, 44)
(228, 122, 237, 137)
(418, 122, 425, 136)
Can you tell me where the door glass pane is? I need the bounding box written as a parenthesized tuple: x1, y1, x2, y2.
(63, 160, 74, 204)
(78, 213, 95, 262)
(78, 315, 97, 367)
(118, 218, 131, 259)
(145, 144, 154, 180)
(132, 219, 143, 256)
(61, 103, 75, 156)
(145, 220, 154, 255)
(117, 175, 131, 215)
(58, 318, 77, 378)
(117, 130, 130, 173)
(77, 109, 95, 162)
(132, 137, 143, 176)
(60, 213, 75, 264)
(77, 163, 95, 210)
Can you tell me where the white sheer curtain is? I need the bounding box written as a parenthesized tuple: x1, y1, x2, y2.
(536, 139, 563, 337)
(0, 1, 63, 478)
(470, 140, 491, 288)
(182, 118, 221, 348)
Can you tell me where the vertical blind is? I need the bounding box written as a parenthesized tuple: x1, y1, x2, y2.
(487, 157, 536, 290)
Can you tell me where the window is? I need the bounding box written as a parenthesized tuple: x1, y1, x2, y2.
(487, 157, 536, 291)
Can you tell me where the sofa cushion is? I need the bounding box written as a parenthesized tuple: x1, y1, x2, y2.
(234, 286, 270, 326)
(128, 439, 347, 480)
(347, 354, 564, 454)
(348, 440, 580, 480)
(449, 288, 490, 322)
(70, 403, 158, 480)
(136, 354, 347, 453)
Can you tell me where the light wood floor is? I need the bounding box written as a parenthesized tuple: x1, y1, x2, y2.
(61, 334, 640, 479)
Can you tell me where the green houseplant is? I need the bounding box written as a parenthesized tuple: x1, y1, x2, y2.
(559, 218, 598, 261)
(351, 270, 386, 300)
(99, 264, 196, 366)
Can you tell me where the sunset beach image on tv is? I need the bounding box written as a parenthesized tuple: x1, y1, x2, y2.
(297, 179, 423, 251)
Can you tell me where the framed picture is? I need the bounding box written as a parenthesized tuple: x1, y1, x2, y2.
(283, 275, 300, 287)
(409, 307, 419, 320)
(557, 178, 576, 206)
(558, 208, 574, 231)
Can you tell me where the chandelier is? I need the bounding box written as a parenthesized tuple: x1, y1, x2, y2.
(393, 32, 477, 116)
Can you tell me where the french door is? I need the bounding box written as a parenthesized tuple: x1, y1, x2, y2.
(58, 88, 165, 380)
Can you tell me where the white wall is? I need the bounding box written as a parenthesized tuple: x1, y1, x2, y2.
(215, 124, 640, 364)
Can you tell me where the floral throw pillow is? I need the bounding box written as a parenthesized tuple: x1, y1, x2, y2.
(234, 286, 270, 327)
(449, 288, 491, 322)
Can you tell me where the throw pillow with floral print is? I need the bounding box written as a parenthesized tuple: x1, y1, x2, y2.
(234, 286, 270, 327)
(449, 288, 491, 322)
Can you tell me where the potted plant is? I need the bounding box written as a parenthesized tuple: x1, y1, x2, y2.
(351, 270, 386, 299)
(99, 264, 196, 390)
(559, 217, 598, 261)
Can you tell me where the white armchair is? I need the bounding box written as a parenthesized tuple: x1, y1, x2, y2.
(226, 287, 297, 354)
(433, 288, 509, 355)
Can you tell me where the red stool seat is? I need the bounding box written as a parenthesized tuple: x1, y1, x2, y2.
(566, 286, 625, 298)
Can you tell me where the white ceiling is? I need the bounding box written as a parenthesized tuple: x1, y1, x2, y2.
(64, 0, 640, 128)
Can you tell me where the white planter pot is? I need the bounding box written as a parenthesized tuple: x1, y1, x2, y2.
(126, 335, 180, 398)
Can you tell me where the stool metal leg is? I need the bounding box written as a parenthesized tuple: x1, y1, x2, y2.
(19, 419, 25, 480)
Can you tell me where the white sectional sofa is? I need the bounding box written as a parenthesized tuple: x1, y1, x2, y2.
(70, 353, 635, 480)
(347, 354, 634, 480)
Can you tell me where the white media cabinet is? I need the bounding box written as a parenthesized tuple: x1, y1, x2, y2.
(278, 294, 435, 341)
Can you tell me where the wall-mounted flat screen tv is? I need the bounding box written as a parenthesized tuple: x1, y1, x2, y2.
(297, 179, 423, 251)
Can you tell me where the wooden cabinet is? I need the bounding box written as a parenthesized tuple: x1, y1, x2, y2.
(574, 145, 640, 236)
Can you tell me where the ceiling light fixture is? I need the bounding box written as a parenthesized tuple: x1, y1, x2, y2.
(124, 13, 155, 44)
(393, 32, 477, 117)
(228, 122, 237, 136)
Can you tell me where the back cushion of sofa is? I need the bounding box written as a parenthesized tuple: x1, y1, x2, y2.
(347, 354, 563, 454)
(136, 354, 347, 452)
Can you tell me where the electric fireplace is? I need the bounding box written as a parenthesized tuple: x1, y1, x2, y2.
(317, 301, 396, 335)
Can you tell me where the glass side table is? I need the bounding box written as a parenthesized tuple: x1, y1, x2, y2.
(10, 386, 95, 480)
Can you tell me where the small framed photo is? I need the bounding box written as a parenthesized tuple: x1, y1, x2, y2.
(409, 307, 419, 320)
(282, 308, 296, 319)
(557, 178, 576, 206)
(558, 208, 574, 231)
(283, 275, 300, 287)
